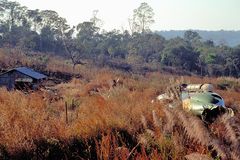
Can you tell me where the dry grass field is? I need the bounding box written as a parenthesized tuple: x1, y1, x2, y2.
(1, 49, 240, 159)
(1, 69, 240, 159)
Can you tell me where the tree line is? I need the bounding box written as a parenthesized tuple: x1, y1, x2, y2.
(0, 0, 240, 77)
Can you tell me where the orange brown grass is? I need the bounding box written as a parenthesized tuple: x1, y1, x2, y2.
(0, 65, 240, 159)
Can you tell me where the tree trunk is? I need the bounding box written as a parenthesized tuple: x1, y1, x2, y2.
(73, 63, 76, 72)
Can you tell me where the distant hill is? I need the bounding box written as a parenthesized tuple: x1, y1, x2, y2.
(156, 30, 240, 47)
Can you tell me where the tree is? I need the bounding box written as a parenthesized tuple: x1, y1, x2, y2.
(76, 22, 99, 40)
(1, 1, 27, 31)
(39, 10, 59, 28)
(131, 2, 154, 33)
(26, 9, 42, 31)
(204, 40, 214, 47)
(184, 30, 201, 43)
(127, 33, 165, 62)
(76, 21, 100, 55)
(34, 10, 71, 53)
(223, 47, 240, 77)
(90, 10, 103, 28)
(196, 54, 206, 76)
(0, 0, 5, 23)
(65, 39, 85, 70)
(161, 37, 199, 71)
(61, 26, 86, 70)
(40, 26, 55, 52)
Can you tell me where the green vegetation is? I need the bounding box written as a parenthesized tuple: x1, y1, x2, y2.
(1, 0, 240, 77)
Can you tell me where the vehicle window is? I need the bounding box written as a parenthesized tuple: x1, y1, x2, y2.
(211, 94, 222, 100)
(211, 98, 219, 104)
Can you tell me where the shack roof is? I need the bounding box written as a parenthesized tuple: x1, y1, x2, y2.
(1, 67, 47, 80)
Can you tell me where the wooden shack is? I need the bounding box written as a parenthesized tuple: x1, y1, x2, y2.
(0, 67, 47, 90)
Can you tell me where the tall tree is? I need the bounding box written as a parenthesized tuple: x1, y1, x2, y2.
(76, 21, 100, 55)
(0, 0, 5, 22)
(1, 1, 27, 31)
(40, 26, 55, 52)
(26, 9, 42, 31)
(90, 10, 103, 28)
(131, 2, 155, 33)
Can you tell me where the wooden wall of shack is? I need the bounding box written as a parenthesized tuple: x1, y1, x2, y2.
(0, 71, 35, 90)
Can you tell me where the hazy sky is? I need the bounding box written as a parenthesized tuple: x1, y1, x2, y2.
(15, 0, 240, 31)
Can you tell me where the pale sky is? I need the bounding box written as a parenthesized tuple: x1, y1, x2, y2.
(14, 0, 240, 31)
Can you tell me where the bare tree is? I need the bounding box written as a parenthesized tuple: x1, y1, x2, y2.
(62, 27, 86, 71)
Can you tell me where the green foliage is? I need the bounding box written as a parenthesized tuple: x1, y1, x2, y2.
(205, 53, 217, 64)
(0, 0, 240, 77)
(184, 30, 201, 42)
(161, 37, 199, 71)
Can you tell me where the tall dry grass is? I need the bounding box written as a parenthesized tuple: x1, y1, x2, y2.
(1, 52, 240, 159)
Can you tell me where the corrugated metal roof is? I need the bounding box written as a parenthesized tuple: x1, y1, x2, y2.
(15, 67, 47, 80)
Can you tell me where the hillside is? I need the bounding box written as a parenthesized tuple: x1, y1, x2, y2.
(1, 0, 240, 158)
(1, 67, 240, 159)
(1, 49, 240, 159)
(157, 30, 240, 46)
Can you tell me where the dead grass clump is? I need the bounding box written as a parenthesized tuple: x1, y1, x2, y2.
(209, 113, 240, 160)
(0, 88, 67, 153)
(216, 77, 240, 91)
(185, 152, 211, 160)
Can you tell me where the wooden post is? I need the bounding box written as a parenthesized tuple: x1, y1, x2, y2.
(71, 98, 74, 110)
(65, 102, 68, 124)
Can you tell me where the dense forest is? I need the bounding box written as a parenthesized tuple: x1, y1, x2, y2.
(1, 0, 240, 77)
